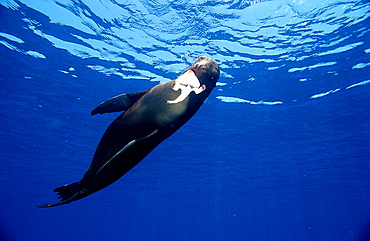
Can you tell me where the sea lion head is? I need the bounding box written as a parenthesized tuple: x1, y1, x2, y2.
(189, 56, 220, 89)
(167, 56, 220, 104)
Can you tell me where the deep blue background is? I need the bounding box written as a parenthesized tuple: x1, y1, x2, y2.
(1, 0, 370, 240)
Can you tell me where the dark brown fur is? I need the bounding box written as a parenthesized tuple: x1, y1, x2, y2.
(38, 56, 220, 207)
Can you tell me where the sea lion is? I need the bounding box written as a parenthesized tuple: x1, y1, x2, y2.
(37, 56, 220, 208)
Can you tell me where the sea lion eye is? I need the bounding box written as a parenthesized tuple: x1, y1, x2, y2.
(198, 64, 206, 70)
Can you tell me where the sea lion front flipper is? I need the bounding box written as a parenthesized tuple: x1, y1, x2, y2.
(91, 90, 149, 115)
(96, 129, 158, 174)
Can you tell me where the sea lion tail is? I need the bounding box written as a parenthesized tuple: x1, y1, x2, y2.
(37, 182, 89, 208)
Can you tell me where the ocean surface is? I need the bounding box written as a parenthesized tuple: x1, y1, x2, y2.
(1, 0, 370, 240)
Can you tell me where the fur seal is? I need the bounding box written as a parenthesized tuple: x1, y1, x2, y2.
(37, 56, 220, 208)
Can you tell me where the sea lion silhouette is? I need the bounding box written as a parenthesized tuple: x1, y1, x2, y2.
(38, 56, 220, 207)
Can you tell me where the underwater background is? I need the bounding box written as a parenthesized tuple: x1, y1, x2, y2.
(1, 0, 370, 240)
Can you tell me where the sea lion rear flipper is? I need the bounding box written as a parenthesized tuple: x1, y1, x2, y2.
(91, 90, 149, 115)
(37, 182, 89, 208)
(96, 129, 158, 174)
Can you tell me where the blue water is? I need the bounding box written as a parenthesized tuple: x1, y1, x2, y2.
(1, 0, 370, 240)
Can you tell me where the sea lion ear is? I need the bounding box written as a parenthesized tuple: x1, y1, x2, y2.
(91, 90, 149, 115)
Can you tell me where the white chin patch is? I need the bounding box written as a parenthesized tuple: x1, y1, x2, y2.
(167, 69, 206, 104)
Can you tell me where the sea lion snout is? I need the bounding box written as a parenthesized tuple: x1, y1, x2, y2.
(190, 56, 220, 85)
